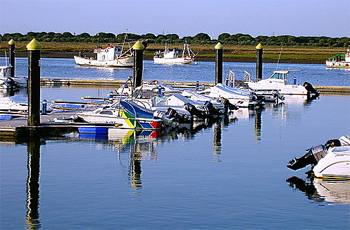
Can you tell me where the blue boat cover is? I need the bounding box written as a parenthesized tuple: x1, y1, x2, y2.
(120, 100, 154, 119)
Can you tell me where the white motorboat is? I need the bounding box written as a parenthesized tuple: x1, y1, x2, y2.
(245, 70, 319, 97)
(154, 43, 197, 65)
(326, 45, 350, 69)
(227, 70, 284, 104)
(74, 44, 134, 68)
(287, 136, 350, 179)
(0, 66, 27, 89)
(181, 89, 228, 113)
(313, 145, 350, 179)
(0, 95, 28, 114)
(199, 83, 263, 108)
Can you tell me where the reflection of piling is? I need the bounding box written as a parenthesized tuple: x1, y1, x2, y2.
(213, 122, 222, 158)
(256, 43, 263, 81)
(8, 39, 15, 77)
(26, 130, 41, 229)
(131, 148, 142, 190)
(132, 41, 144, 88)
(254, 109, 262, 140)
(26, 39, 42, 127)
(215, 42, 224, 84)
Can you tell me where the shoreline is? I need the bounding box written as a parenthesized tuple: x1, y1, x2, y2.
(0, 51, 325, 64)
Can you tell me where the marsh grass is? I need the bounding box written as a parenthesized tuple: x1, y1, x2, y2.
(0, 41, 346, 63)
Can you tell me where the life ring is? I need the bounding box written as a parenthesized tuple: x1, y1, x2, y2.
(105, 49, 109, 53)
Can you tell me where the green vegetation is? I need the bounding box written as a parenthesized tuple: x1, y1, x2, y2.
(0, 32, 349, 63)
(1, 32, 349, 47)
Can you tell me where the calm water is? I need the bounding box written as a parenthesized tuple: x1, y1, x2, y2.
(1, 57, 350, 86)
(0, 58, 350, 229)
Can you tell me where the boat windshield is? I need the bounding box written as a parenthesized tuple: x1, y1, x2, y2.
(270, 72, 287, 80)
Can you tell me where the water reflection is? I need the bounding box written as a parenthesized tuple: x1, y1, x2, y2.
(26, 130, 41, 229)
(213, 121, 222, 162)
(286, 176, 350, 205)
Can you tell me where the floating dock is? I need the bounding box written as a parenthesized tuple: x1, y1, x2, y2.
(40, 78, 350, 94)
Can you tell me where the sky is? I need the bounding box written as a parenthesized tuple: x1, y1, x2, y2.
(0, 0, 349, 39)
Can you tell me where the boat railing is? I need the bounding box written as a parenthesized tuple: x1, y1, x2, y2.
(117, 76, 134, 117)
(225, 70, 236, 87)
(244, 71, 252, 82)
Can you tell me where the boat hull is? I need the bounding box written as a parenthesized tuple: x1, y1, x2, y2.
(247, 81, 308, 95)
(74, 56, 134, 68)
(313, 146, 350, 179)
(154, 57, 193, 65)
(326, 61, 350, 69)
(77, 111, 162, 130)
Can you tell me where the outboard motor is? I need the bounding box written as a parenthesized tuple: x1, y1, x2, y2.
(165, 107, 191, 124)
(184, 103, 209, 119)
(204, 101, 222, 116)
(303, 82, 320, 98)
(287, 144, 327, 170)
(324, 139, 342, 149)
(220, 97, 238, 111)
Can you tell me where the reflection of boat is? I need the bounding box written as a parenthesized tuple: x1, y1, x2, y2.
(0, 66, 27, 89)
(287, 136, 350, 179)
(154, 43, 197, 65)
(326, 46, 350, 69)
(287, 176, 350, 204)
(245, 70, 319, 97)
(77, 100, 162, 130)
(74, 44, 134, 68)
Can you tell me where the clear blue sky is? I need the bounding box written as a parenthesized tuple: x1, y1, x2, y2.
(1, 0, 349, 39)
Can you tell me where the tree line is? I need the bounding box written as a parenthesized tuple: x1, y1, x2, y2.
(1, 32, 349, 47)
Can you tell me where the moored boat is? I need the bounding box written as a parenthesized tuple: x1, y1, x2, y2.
(154, 43, 197, 65)
(74, 43, 134, 68)
(199, 83, 263, 108)
(287, 135, 350, 179)
(326, 46, 350, 69)
(0, 66, 27, 89)
(245, 70, 319, 98)
(77, 100, 162, 130)
(0, 95, 28, 114)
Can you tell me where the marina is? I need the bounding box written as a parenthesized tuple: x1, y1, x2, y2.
(0, 44, 349, 229)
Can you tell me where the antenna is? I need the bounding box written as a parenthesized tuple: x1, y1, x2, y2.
(276, 46, 283, 71)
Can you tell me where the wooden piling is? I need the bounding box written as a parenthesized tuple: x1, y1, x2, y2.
(132, 41, 144, 88)
(26, 39, 42, 127)
(215, 42, 224, 84)
(8, 39, 15, 77)
(256, 43, 263, 81)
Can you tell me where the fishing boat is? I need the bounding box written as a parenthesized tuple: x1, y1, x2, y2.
(77, 100, 162, 130)
(0, 66, 27, 89)
(74, 43, 134, 68)
(154, 43, 198, 65)
(287, 136, 350, 179)
(245, 70, 319, 98)
(326, 46, 350, 69)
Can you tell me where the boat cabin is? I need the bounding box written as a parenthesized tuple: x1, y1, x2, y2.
(269, 70, 290, 81)
(93, 46, 123, 61)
